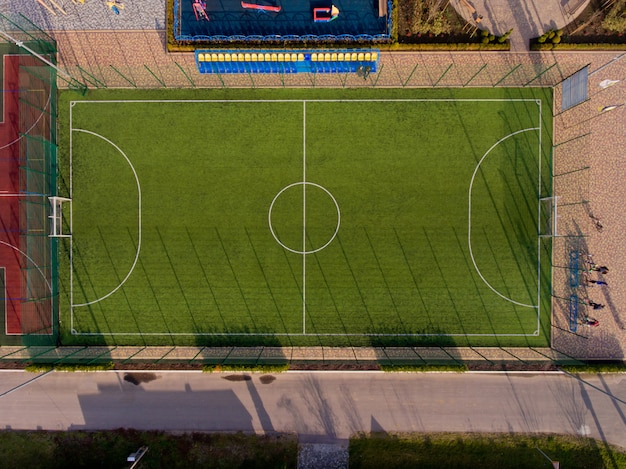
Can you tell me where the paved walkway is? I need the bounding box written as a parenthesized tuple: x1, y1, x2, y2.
(449, 0, 591, 51)
(0, 370, 624, 449)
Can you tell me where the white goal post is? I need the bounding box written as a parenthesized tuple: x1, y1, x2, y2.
(539, 196, 558, 238)
(48, 196, 72, 238)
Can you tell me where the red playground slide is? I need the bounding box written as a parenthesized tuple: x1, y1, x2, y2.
(241, 2, 281, 12)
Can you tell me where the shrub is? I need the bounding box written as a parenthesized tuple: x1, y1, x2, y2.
(602, 0, 626, 33)
(381, 364, 468, 372)
(203, 363, 289, 373)
(25, 363, 115, 372)
(552, 36, 561, 44)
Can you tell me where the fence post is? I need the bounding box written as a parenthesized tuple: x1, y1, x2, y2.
(109, 65, 137, 88)
(524, 63, 557, 86)
(174, 61, 196, 87)
(144, 64, 167, 87)
(433, 64, 452, 87)
(372, 64, 383, 87)
(403, 63, 419, 87)
(76, 65, 107, 88)
(493, 64, 520, 87)
(464, 63, 487, 87)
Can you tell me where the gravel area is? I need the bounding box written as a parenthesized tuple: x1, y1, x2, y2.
(298, 443, 349, 469)
(1, 0, 165, 30)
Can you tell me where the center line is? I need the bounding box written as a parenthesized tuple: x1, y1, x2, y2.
(302, 101, 307, 334)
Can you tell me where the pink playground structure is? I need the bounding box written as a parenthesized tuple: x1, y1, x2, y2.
(241, 2, 281, 12)
(193, 0, 209, 20)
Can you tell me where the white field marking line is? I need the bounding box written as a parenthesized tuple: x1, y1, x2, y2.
(0, 55, 51, 150)
(0, 241, 54, 336)
(302, 100, 306, 335)
(268, 182, 340, 254)
(70, 101, 74, 332)
(0, 241, 52, 294)
(69, 98, 540, 338)
(71, 128, 142, 308)
(536, 99, 542, 334)
(70, 98, 540, 105)
(72, 331, 537, 337)
(1, 267, 5, 336)
(468, 127, 540, 309)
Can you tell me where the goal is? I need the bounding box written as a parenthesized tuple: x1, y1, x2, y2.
(539, 196, 557, 237)
(48, 196, 72, 238)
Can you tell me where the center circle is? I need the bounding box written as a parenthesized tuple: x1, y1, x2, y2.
(268, 181, 341, 255)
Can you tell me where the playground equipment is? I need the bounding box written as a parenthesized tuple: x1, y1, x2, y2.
(193, 0, 210, 20)
(313, 5, 339, 22)
(37, 0, 67, 15)
(241, 2, 281, 12)
(106, 0, 124, 14)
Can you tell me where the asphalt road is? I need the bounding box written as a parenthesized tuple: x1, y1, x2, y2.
(0, 371, 625, 448)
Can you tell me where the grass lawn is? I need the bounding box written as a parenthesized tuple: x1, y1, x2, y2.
(0, 429, 297, 469)
(349, 432, 626, 469)
(58, 87, 552, 347)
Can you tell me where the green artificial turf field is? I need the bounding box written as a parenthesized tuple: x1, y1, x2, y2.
(58, 88, 553, 347)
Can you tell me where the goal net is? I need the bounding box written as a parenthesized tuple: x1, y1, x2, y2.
(48, 196, 72, 238)
(539, 196, 557, 237)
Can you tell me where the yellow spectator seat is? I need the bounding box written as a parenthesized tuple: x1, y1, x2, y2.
(364, 52, 371, 61)
(271, 53, 278, 61)
(298, 53, 305, 61)
(251, 53, 257, 61)
(338, 53, 344, 61)
(197, 53, 205, 61)
(211, 53, 218, 61)
(218, 53, 224, 61)
(245, 53, 251, 61)
(278, 53, 284, 61)
(265, 53, 271, 61)
(324, 53, 331, 61)
(351, 53, 358, 61)
(331, 53, 337, 61)
(358, 53, 364, 61)
(311, 53, 318, 61)
(371, 52, 378, 61)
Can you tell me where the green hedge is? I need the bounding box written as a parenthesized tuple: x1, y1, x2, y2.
(0, 429, 298, 469)
(531, 42, 626, 51)
(388, 42, 508, 51)
(25, 363, 115, 373)
(560, 362, 626, 373)
(380, 364, 467, 372)
(349, 432, 626, 469)
(203, 363, 289, 373)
